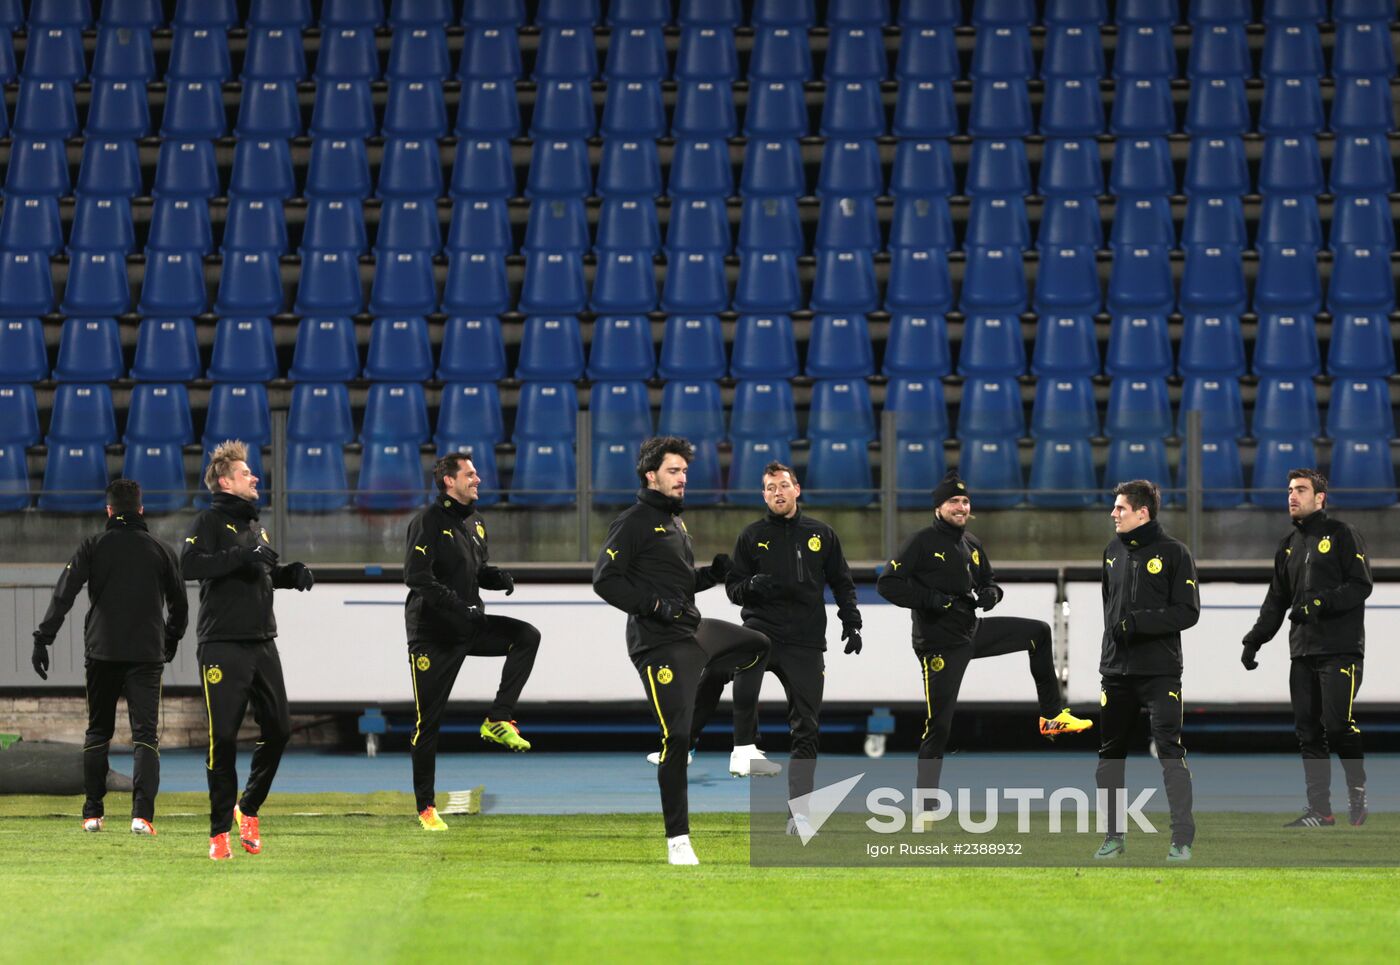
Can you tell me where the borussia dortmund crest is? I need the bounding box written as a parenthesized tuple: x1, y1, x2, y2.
(205, 667, 223, 685)
(1147, 557, 1163, 575)
(657, 667, 674, 685)
(415, 655, 431, 671)
(807, 535, 822, 552)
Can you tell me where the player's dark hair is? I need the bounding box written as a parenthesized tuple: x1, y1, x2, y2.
(635, 436, 694, 482)
(1113, 479, 1161, 519)
(433, 452, 474, 493)
(105, 478, 141, 516)
(1287, 468, 1327, 496)
(762, 461, 798, 484)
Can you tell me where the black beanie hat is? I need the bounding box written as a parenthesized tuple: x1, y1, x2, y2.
(932, 470, 969, 507)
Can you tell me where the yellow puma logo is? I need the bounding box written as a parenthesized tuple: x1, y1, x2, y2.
(413, 545, 427, 555)
(442, 529, 454, 537)
(1357, 554, 1366, 561)
(605, 548, 619, 560)
(1105, 557, 1116, 568)
(653, 526, 667, 534)
(185, 536, 197, 544)
(889, 561, 901, 571)
(225, 523, 238, 533)
(934, 552, 946, 561)
(757, 541, 770, 550)
(1168, 691, 1180, 701)
(1340, 666, 1352, 678)
(1186, 579, 1196, 587)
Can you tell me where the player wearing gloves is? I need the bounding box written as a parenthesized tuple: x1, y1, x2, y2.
(182, 441, 315, 860)
(403, 452, 541, 832)
(593, 436, 769, 865)
(33, 479, 187, 837)
(1241, 469, 1372, 829)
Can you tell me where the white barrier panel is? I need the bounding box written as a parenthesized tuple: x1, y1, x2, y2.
(1065, 581, 1400, 704)
(274, 582, 1060, 706)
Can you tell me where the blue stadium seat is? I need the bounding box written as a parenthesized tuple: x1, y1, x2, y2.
(531, 79, 596, 138)
(667, 195, 731, 252)
(592, 250, 658, 314)
(884, 248, 953, 314)
(446, 198, 511, 254)
(1328, 312, 1395, 377)
(450, 138, 514, 198)
(1105, 376, 1172, 437)
(957, 377, 1024, 438)
(1112, 76, 1177, 135)
(883, 312, 950, 376)
(228, 139, 294, 199)
(806, 313, 874, 378)
(751, 26, 813, 80)
(434, 315, 504, 382)
(610, 0, 670, 25)
(1253, 244, 1322, 314)
(293, 251, 363, 316)
(524, 138, 591, 198)
(731, 380, 798, 440)
(172, 0, 237, 27)
(536, 0, 597, 25)
(965, 138, 1031, 196)
(592, 438, 644, 506)
(21, 29, 85, 82)
(958, 313, 1025, 376)
(355, 441, 426, 511)
(1110, 137, 1175, 194)
(303, 198, 368, 255)
(890, 437, 947, 508)
(810, 249, 879, 312)
(658, 314, 727, 380)
(965, 196, 1030, 251)
(675, 26, 738, 80)
(1328, 246, 1395, 314)
(247, 0, 310, 27)
(658, 380, 725, 440)
(660, 250, 728, 314)
(671, 139, 735, 197)
(167, 27, 232, 81)
(242, 27, 306, 80)
(1327, 436, 1397, 509)
(60, 251, 130, 317)
(738, 195, 804, 252)
(804, 438, 875, 507)
(514, 382, 579, 443)
(215, 250, 283, 317)
(1184, 136, 1250, 195)
(959, 247, 1027, 314)
(957, 436, 1023, 508)
(207, 316, 278, 382)
(889, 195, 954, 250)
(364, 315, 433, 382)
(69, 196, 135, 255)
(1190, 0, 1249, 21)
(535, 26, 598, 80)
(726, 314, 796, 379)
(1035, 245, 1101, 313)
(886, 376, 950, 440)
(1331, 76, 1395, 135)
(376, 198, 440, 253)
(161, 81, 226, 139)
(1257, 194, 1321, 247)
(968, 80, 1032, 136)
(1178, 312, 1246, 377)
(1330, 195, 1395, 249)
(1042, 24, 1104, 77)
(1031, 375, 1098, 438)
(808, 378, 875, 440)
(1179, 437, 1246, 508)
(1118, 0, 1179, 23)
(0, 317, 49, 381)
(821, 79, 886, 137)
(0, 384, 41, 445)
(733, 250, 800, 313)
(377, 138, 443, 199)
(596, 198, 661, 253)
(235, 79, 302, 138)
(1037, 138, 1103, 196)
(590, 381, 652, 441)
(751, 0, 814, 26)
(462, 0, 525, 25)
(515, 315, 586, 380)
(601, 82, 665, 139)
(85, 79, 150, 137)
(588, 314, 655, 380)
(829, 0, 890, 26)
(436, 381, 505, 446)
(0, 196, 63, 256)
(136, 251, 206, 317)
(388, 26, 451, 80)
(14, 80, 78, 138)
(605, 27, 668, 80)
(517, 252, 586, 315)
(1327, 378, 1395, 438)
(902, 0, 961, 24)
(1105, 438, 1172, 498)
(744, 80, 807, 137)
(441, 250, 511, 315)
(0, 250, 54, 316)
(289, 317, 360, 382)
(1188, 22, 1249, 76)
(1333, 21, 1396, 78)
(287, 382, 354, 444)
(740, 138, 804, 195)
(286, 441, 349, 512)
(360, 382, 429, 444)
(890, 139, 955, 196)
(727, 437, 792, 505)
(1253, 375, 1320, 439)
(1248, 436, 1316, 507)
(100, 0, 163, 27)
(368, 250, 437, 317)
(39, 443, 111, 512)
(1185, 77, 1250, 135)
(972, 25, 1033, 78)
(523, 197, 589, 253)
(76, 138, 142, 198)
(1262, 19, 1322, 66)
(224, 197, 288, 255)
(147, 197, 213, 254)
(1178, 376, 1245, 438)
(460, 26, 522, 80)
(1115, 22, 1176, 77)
(1110, 196, 1174, 247)
(1180, 247, 1247, 316)
(48, 385, 120, 445)
(455, 79, 521, 137)
(203, 383, 273, 448)
(1040, 78, 1105, 136)
(310, 80, 375, 137)
(1029, 438, 1098, 507)
(152, 140, 218, 199)
(817, 139, 882, 198)
(1259, 76, 1324, 135)
(1107, 246, 1174, 315)
(1258, 136, 1324, 195)
(321, 0, 384, 27)
(1181, 195, 1246, 250)
(125, 383, 193, 445)
(53, 317, 123, 382)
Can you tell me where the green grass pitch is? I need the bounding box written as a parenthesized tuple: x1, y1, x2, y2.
(2, 793, 1397, 963)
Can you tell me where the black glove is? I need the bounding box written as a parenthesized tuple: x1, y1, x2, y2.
(954, 591, 980, 611)
(709, 553, 733, 582)
(1241, 643, 1259, 671)
(842, 627, 862, 655)
(245, 542, 279, 568)
(31, 640, 50, 680)
(652, 597, 688, 622)
(1111, 612, 1136, 645)
(164, 635, 180, 663)
(744, 573, 780, 602)
(289, 562, 315, 592)
(973, 586, 1000, 612)
(1289, 599, 1322, 625)
(480, 566, 515, 596)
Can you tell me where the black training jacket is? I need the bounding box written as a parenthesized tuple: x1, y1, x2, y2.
(725, 508, 860, 649)
(1099, 520, 1201, 676)
(181, 493, 299, 644)
(1243, 510, 1372, 658)
(876, 517, 1004, 650)
(593, 488, 723, 658)
(34, 514, 188, 663)
(404, 495, 512, 646)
